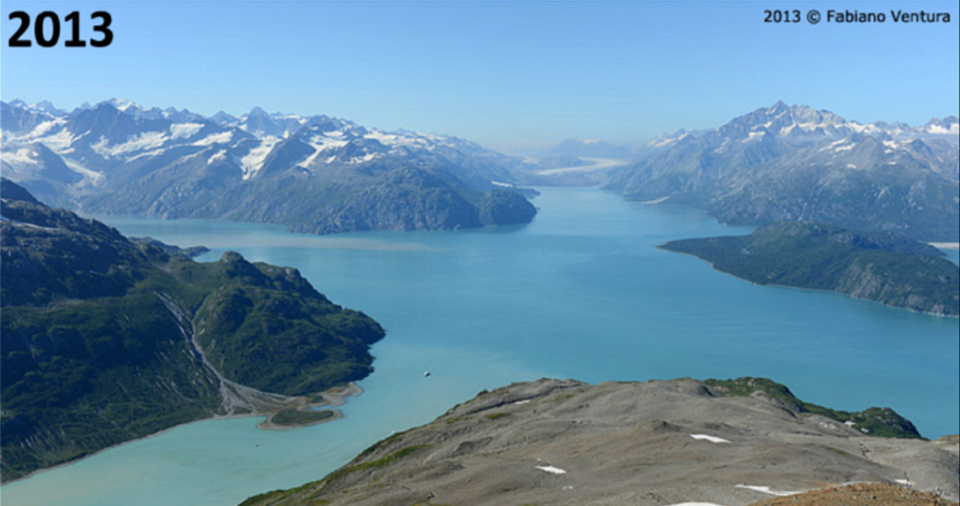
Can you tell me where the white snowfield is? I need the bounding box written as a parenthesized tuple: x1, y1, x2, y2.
(651, 105, 958, 149)
(241, 136, 280, 179)
(690, 434, 731, 444)
(735, 484, 802, 496)
(535, 465, 567, 475)
(169, 122, 204, 139)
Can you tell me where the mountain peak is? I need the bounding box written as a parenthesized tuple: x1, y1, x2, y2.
(105, 98, 141, 112)
(767, 100, 790, 115)
(33, 100, 63, 115)
(211, 111, 239, 124)
(247, 106, 270, 117)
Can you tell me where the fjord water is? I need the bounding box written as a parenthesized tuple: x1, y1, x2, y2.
(3, 187, 958, 506)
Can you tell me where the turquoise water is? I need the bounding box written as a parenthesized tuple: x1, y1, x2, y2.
(3, 187, 958, 506)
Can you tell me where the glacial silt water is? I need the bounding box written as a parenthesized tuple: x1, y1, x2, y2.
(3, 187, 957, 506)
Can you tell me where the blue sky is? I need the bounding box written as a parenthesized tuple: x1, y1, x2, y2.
(2, 1, 958, 152)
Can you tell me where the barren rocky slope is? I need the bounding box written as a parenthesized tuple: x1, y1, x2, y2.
(240, 378, 958, 506)
(754, 483, 956, 505)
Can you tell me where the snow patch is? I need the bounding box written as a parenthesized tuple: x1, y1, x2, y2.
(208, 150, 227, 165)
(847, 122, 881, 134)
(2, 148, 39, 165)
(192, 131, 233, 146)
(170, 123, 204, 140)
(32, 127, 79, 153)
(650, 132, 689, 147)
(926, 123, 960, 135)
(535, 465, 567, 475)
(735, 485, 801, 496)
(365, 130, 431, 148)
(110, 99, 139, 112)
(690, 434, 731, 444)
(93, 131, 168, 157)
(298, 135, 349, 168)
(347, 152, 380, 164)
(128, 148, 168, 161)
(821, 138, 850, 152)
(241, 136, 280, 179)
(25, 118, 67, 139)
(61, 158, 105, 185)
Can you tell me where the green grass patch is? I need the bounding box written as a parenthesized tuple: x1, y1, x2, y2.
(270, 408, 335, 427)
(706, 377, 922, 439)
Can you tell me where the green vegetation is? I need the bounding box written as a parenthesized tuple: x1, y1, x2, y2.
(0, 179, 385, 482)
(269, 409, 336, 428)
(130, 237, 210, 258)
(660, 221, 959, 316)
(705, 377, 922, 439)
(239, 445, 431, 506)
(485, 413, 511, 420)
(344, 445, 431, 475)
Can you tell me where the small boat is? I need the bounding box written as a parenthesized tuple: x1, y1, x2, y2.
(424, 371, 431, 378)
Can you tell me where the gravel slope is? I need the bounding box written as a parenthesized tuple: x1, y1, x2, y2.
(240, 379, 959, 506)
(754, 483, 956, 505)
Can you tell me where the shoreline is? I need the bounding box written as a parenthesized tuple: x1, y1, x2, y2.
(657, 245, 959, 319)
(257, 382, 363, 430)
(258, 409, 344, 431)
(1, 382, 363, 487)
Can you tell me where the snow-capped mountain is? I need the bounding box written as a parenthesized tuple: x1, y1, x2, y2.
(611, 102, 959, 242)
(648, 101, 959, 148)
(1, 100, 536, 234)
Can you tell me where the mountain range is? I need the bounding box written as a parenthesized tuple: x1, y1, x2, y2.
(607, 102, 959, 242)
(5, 100, 956, 241)
(0, 179, 385, 482)
(1, 99, 537, 234)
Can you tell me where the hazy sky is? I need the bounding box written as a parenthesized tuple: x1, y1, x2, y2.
(2, 1, 958, 152)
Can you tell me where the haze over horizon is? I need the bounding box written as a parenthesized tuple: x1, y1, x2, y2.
(2, 1, 958, 152)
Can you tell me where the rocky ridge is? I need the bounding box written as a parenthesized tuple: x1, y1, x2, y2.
(239, 378, 958, 506)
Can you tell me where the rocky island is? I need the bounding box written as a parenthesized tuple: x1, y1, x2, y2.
(660, 221, 959, 316)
